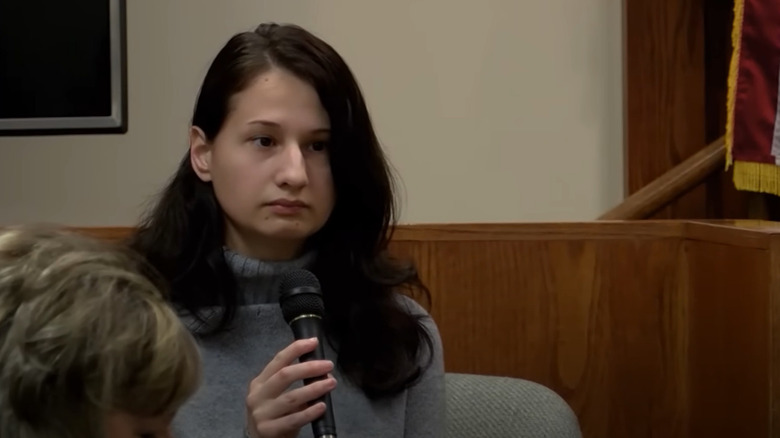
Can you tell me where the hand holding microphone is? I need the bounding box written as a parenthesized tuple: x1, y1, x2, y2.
(245, 269, 337, 438)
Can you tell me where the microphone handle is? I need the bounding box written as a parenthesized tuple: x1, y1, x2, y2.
(290, 316, 337, 438)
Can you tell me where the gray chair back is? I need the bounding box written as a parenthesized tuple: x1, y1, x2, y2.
(445, 373, 582, 437)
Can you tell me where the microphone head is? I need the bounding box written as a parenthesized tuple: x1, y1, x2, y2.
(278, 269, 325, 324)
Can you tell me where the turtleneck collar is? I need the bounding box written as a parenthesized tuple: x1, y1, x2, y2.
(223, 247, 316, 304)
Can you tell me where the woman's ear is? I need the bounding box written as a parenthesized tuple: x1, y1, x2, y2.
(190, 126, 212, 182)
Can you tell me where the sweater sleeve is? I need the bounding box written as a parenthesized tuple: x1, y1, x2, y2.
(398, 295, 446, 438)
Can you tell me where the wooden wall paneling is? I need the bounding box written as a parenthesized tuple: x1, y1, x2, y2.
(624, 0, 708, 218)
(391, 224, 689, 437)
(686, 239, 770, 437)
(769, 234, 780, 434)
(391, 221, 780, 437)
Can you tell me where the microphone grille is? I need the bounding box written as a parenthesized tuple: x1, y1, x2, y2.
(279, 268, 321, 292)
(278, 269, 325, 323)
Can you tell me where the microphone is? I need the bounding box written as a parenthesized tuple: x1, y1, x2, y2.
(278, 269, 337, 438)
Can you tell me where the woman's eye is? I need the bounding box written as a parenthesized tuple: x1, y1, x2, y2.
(311, 141, 328, 152)
(251, 136, 274, 147)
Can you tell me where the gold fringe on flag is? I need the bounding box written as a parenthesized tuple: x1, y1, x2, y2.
(733, 161, 780, 194)
(724, 0, 780, 195)
(725, 0, 744, 170)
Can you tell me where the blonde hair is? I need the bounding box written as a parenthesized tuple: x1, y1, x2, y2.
(0, 225, 202, 438)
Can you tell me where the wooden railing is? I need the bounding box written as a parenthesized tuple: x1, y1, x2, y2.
(598, 137, 726, 220)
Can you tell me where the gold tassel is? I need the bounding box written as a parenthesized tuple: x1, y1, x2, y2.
(725, 0, 745, 170)
(733, 160, 780, 196)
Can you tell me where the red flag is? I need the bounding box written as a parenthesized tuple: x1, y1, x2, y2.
(726, 0, 780, 195)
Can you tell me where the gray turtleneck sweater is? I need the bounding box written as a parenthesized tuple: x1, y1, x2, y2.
(171, 250, 445, 438)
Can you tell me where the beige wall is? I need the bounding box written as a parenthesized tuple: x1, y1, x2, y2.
(0, 0, 624, 226)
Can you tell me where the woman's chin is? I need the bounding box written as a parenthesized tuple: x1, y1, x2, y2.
(256, 220, 321, 241)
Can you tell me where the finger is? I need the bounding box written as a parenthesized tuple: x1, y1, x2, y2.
(255, 402, 327, 438)
(254, 338, 319, 384)
(256, 377, 337, 420)
(255, 360, 334, 402)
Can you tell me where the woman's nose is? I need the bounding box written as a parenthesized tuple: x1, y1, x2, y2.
(275, 144, 308, 188)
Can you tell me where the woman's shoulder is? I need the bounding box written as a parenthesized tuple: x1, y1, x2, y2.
(392, 292, 433, 319)
(392, 292, 443, 353)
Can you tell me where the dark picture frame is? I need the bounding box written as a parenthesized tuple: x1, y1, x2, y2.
(0, 0, 128, 136)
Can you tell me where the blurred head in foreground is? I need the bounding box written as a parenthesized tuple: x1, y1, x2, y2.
(0, 226, 202, 438)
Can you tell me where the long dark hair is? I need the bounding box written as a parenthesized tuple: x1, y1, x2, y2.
(128, 23, 433, 398)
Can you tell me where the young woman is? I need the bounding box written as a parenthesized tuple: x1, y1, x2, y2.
(129, 22, 444, 438)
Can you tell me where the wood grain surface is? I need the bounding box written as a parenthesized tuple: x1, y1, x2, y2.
(624, 0, 707, 218)
(687, 240, 770, 437)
